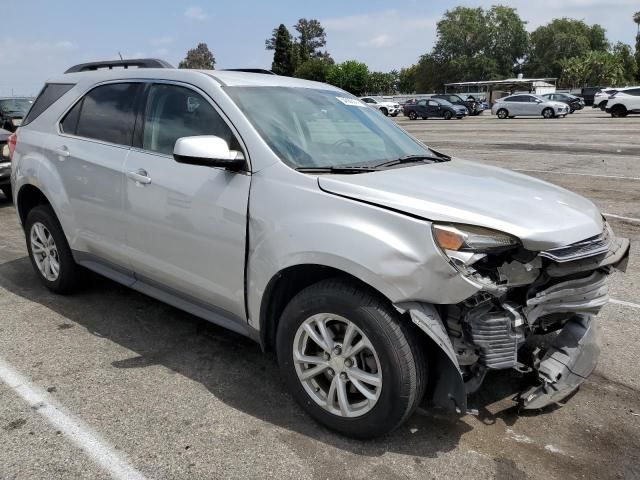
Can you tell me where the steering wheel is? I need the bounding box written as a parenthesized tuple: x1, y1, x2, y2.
(333, 138, 355, 150)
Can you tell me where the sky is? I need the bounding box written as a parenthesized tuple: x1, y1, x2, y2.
(1, 0, 638, 96)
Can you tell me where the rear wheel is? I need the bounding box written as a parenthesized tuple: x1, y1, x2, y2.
(25, 205, 82, 294)
(1, 185, 12, 202)
(542, 108, 554, 119)
(497, 108, 508, 119)
(408, 111, 417, 120)
(276, 278, 428, 438)
(611, 105, 628, 118)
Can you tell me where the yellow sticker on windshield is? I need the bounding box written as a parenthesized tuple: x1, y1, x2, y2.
(336, 97, 366, 107)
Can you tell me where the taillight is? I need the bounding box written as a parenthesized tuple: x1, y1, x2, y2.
(7, 133, 16, 160)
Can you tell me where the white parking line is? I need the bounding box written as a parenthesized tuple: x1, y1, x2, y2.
(610, 299, 640, 310)
(513, 169, 640, 181)
(0, 356, 147, 480)
(603, 213, 640, 224)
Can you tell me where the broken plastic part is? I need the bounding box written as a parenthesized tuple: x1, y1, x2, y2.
(521, 315, 600, 410)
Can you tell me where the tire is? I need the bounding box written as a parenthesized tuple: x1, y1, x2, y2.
(408, 111, 417, 120)
(443, 110, 452, 120)
(380, 107, 388, 116)
(497, 108, 508, 119)
(598, 101, 607, 111)
(611, 105, 628, 118)
(276, 278, 428, 439)
(542, 108, 554, 119)
(1, 185, 12, 202)
(569, 107, 575, 114)
(25, 205, 82, 294)
(390, 112, 398, 118)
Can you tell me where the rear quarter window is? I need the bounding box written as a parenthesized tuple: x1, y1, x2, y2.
(22, 83, 75, 126)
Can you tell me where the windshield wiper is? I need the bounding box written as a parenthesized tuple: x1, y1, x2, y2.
(374, 154, 441, 168)
(295, 165, 380, 174)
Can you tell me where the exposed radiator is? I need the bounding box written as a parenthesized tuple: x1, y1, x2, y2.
(467, 305, 524, 370)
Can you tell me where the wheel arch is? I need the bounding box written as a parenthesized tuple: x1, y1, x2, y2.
(16, 184, 54, 226)
(259, 264, 393, 352)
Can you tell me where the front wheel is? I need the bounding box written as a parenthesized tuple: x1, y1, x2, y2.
(443, 111, 452, 120)
(542, 108, 555, 119)
(497, 108, 508, 119)
(25, 205, 82, 294)
(276, 278, 427, 438)
(380, 107, 388, 116)
(408, 111, 417, 120)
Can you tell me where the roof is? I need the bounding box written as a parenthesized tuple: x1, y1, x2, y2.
(48, 66, 340, 91)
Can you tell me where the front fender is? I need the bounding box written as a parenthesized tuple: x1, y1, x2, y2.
(397, 302, 467, 413)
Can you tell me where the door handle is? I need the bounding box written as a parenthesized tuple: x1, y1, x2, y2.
(55, 146, 70, 159)
(126, 169, 152, 185)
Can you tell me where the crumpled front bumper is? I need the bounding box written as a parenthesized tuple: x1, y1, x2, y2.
(520, 315, 600, 409)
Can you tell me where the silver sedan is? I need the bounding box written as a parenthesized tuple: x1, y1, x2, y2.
(492, 94, 569, 119)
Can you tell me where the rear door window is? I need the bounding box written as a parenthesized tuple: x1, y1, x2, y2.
(73, 83, 142, 146)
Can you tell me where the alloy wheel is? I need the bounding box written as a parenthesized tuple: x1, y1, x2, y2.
(293, 313, 382, 418)
(30, 222, 60, 281)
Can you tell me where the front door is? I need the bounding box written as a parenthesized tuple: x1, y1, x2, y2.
(123, 83, 250, 321)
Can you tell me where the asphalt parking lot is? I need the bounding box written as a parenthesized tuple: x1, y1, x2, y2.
(1, 108, 639, 480)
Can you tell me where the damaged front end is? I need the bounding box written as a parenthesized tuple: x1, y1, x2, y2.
(408, 222, 629, 413)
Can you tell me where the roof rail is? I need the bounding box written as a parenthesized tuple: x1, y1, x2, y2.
(65, 58, 174, 74)
(222, 68, 276, 75)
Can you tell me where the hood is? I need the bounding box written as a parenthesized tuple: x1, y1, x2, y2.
(318, 159, 603, 250)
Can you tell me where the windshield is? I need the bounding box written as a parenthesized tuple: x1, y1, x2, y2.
(226, 87, 432, 169)
(0, 98, 33, 115)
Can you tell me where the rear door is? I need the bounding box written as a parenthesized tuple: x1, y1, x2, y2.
(53, 82, 143, 266)
(122, 82, 250, 321)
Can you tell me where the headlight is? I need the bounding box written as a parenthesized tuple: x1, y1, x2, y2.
(432, 224, 519, 252)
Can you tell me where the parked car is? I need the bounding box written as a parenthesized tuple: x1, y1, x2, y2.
(432, 94, 482, 116)
(492, 94, 570, 119)
(10, 59, 629, 438)
(541, 93, 583, 113)
(0, 97, 34, 132)
(359, 96, 401, 117)
(404, 97, 467, 120)
(605, 87, 640, 117)
(580, 86, 605, 107)
(593, 88, 616, 110)
(0, 128, 12, 200)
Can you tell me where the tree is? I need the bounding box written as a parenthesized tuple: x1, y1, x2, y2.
(178, 43, 215, 70)
(612, 42, 638, 83)
(294, 18, 327, 63)
(294, 57, 334, 82)
(527, 19, 608, 78)
(366, 71, 398, 95)
(432, 6, 527, 79)
(326, 61, 369, 96)
(267, 24, 295, 75)
(398, 65, 417, 93)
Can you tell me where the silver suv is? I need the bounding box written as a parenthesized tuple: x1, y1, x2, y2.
(10, 59, 629, 438)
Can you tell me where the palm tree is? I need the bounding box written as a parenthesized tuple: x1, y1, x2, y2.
(635, 11, 640, 34)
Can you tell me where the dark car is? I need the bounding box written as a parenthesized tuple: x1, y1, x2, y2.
(580, 87, 604, 107)
(432, 94, 481, 116)
(404, 98, 467, 120)
(0, 97, 34, 132)
(541, 93, 583, 113)
(0, 127, 12, 201)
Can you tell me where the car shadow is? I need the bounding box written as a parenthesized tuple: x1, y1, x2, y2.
(0, 255, 546, 457)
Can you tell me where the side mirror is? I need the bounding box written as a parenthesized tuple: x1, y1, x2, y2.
(173, 136, 246, 171)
